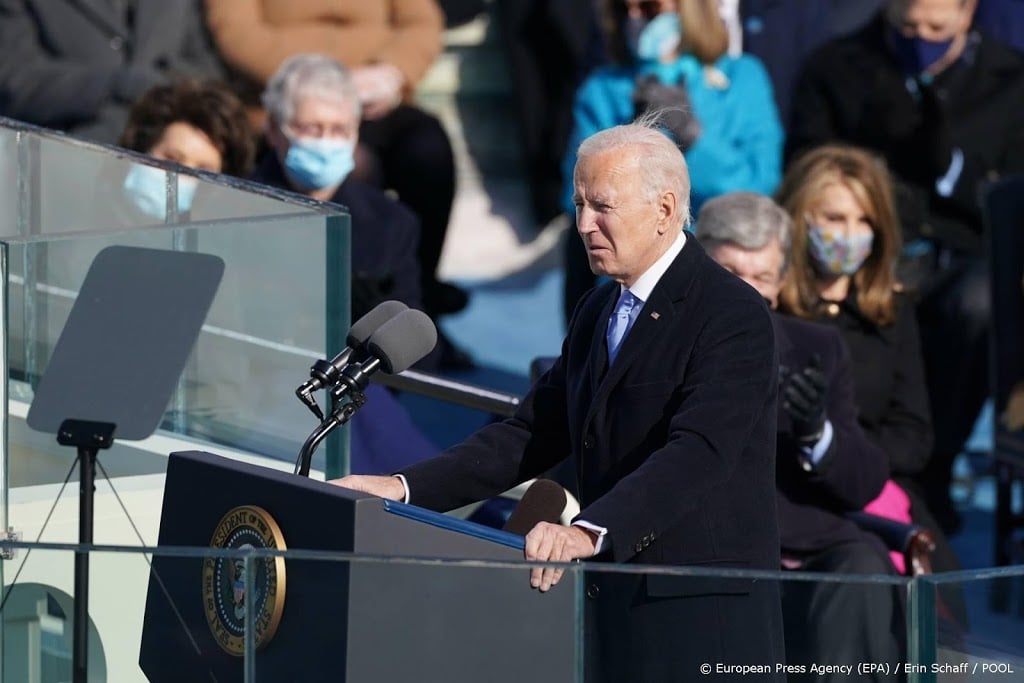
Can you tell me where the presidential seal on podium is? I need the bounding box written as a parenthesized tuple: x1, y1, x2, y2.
(202, 505, 287, 655)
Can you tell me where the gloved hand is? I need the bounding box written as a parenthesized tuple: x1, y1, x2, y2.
(886, 76, 955, 184)
(782, 353, 828, 445)
(912, 77, 956, 179)
(632, 75, 702, 151)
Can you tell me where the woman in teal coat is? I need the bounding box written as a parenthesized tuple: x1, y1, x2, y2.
(562, 0, 783, 321)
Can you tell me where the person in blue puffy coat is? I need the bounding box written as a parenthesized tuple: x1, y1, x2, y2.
(562, 0, 784, 323)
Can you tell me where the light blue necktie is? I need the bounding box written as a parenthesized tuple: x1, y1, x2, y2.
(607, 289, 640, 364)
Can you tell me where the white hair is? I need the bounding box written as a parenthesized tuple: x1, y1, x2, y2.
(576, 113, 692, 227)
(261, 54, 361, 125)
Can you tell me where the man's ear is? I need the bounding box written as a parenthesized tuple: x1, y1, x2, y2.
(657, 190, 677, 234)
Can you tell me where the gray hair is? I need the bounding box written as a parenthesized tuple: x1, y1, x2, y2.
(694, 191, 793, 273)
(576, 113, 692, 228)
(261, 54, 361, 126)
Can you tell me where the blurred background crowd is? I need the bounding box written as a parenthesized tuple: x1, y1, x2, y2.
(1, 0, 1023, 647)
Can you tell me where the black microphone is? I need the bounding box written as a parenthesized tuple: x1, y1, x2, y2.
(330, 308, 438, 404)
(295, 300, 408, 418)
(294, 309, 437, 477)
(502, 479, 568, 536)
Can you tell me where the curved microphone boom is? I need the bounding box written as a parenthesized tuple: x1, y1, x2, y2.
(295, 300, 408, 418)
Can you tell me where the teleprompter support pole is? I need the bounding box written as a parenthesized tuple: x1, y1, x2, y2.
(58, 419, 116, 683)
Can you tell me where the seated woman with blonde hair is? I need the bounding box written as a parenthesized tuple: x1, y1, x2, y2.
(775, 144, 964, 621)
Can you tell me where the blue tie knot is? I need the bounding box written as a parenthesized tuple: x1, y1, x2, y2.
(607, 290, 639, 364)
(618, 291, 636, 315)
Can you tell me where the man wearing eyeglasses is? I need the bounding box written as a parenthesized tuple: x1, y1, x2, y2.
(248, 53, 446, 472)
(253, 54, 431, 348)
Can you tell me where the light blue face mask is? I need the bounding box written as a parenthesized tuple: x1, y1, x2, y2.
(122, 163, 197, 219)
(283, 137, 355, 191)
(625, 12, 681, 63)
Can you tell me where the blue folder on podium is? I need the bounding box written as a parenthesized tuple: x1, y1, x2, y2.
(139, 450, 578, 682)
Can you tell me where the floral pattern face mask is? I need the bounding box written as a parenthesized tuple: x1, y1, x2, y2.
(806, 223, 874, 276)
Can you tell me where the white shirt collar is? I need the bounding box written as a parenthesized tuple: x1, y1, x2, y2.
(622, 230, 687, 303)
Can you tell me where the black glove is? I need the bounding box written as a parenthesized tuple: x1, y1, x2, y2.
(913, 78, 956, 179)
(887, 77, 955, 184)
(782, 353, 828, 445)
(631, 75, 702, 151)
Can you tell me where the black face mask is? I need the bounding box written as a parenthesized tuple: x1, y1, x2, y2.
(889, 27, 955, 76)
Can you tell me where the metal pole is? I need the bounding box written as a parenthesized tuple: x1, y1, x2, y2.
(72, 446, 97, 683)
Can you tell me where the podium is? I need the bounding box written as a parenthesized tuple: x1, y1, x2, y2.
(139, 451, 578, 682)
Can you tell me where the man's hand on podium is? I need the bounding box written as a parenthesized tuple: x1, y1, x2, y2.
(329, 474, 406, 501)
(525, 523, 598, 593)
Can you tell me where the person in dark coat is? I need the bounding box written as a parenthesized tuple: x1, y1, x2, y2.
(696, 191, 902, 682)
(776, 144, 967, 624)
(0, 0, 224, 144)
(785, 0, 1024, 532)
(204, 0, 469, 321)
(250, 53, 439, 371)
(333, 121, 785, 682)
(249, 53, 441, 473)
(251, 52, 470, 369)
(716, 0, 884, 131)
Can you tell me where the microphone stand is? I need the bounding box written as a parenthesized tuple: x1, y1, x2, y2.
(295, 353, 356, 421)
(294, 376, 369, 478)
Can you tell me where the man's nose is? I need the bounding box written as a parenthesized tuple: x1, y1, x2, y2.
(576, 208, 597, 233)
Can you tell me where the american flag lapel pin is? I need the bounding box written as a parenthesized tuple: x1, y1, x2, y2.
(650, 311, 660, 320)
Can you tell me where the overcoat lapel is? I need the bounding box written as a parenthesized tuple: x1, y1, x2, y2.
(586, 237, 701, 417)
(587, 283, 617, 392)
